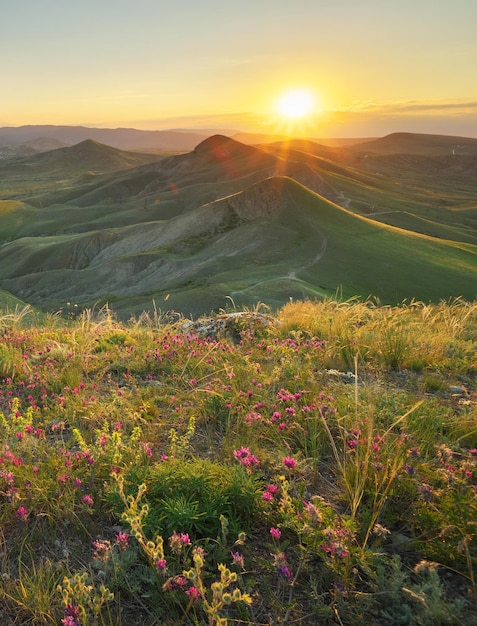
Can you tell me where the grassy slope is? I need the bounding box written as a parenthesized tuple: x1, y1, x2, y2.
(0, 135, 476, 317)
(0, 177, 475, 317)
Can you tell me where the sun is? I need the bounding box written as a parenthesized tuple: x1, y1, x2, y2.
(277, 89, 314, 119)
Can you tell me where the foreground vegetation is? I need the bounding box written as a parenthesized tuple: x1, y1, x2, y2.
(0, 298, 476, 625)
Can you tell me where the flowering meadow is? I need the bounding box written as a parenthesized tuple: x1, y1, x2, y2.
(0, 298, 476, 625)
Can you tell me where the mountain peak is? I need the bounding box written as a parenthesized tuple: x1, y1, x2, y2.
(194, 134, 243, 156)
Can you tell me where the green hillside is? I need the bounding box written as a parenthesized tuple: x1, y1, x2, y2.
(0, 134, 475, 318)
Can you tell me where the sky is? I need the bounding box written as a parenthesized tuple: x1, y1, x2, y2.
(2, 0, 477, 138)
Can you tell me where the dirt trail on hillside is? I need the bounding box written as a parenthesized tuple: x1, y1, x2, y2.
(230, 219, 327, 298)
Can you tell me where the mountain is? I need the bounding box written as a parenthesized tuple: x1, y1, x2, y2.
(0, 125, 209, 154)
(0, 133, 475, 318)
(0, 125, 378, 157)
(350, 132, 477, 156)
(0, 140, 159, 179)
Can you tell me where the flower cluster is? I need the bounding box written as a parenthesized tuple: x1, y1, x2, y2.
(233, 447, 259, 468)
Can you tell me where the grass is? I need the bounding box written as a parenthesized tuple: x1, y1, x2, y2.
(0, 297, 475, 624)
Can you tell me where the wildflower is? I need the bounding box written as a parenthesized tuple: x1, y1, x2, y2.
(169, 531, 191, 555)
(320, 541, 349, 558)
(155, 558, 167, 573)
(61, 603, 81, 626)
(82, 494, 94, 506)
(347, 439, 358, 449)
(273, 552, 292, 580)
(92, 539, 111, 561)
(266, 484, 279, 494)
(233, 447, 259, 468)
(142, 442, 152, 456)
(242, 454, 259, 468)
(115, 532, 130, 550)
(304, 500, 323, 525)
(186, 585, 201, 601)
(278, 564, 292, 580)
(231, 551, 245, 569)
(283, 456, 296, 469)
(16, 505, 29, 522)
(270, 527, 282, 540)
(404, 464, 415, 476)
(262, 491, 273, 502)
(469, 448, 477, 457)
(233, 446, 251, 460)
(417, 483, 434, 502)
(168, 575, 188, 590)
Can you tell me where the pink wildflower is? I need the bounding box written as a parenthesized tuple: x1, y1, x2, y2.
(155, 558, 167, 573)
(270, 527, 282, 540)
(16, 505, 29, 522)
(283, 456, 296, 469)
(231, 551, 245, 569)
(115, 532, 130, 549)
(82, 494, 94, 506)
(186, 585, 201, 601)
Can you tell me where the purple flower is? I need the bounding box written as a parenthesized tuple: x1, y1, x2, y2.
(231, 551, 245, 569)
(277, 564, 292, 579)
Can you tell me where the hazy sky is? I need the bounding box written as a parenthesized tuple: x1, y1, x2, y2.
(2, 0, 477, 137)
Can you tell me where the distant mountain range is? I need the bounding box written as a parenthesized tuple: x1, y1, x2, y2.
(0, 131, 475, 318)
(0, 124, 375, 157)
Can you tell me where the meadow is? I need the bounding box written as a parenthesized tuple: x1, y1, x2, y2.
(0, 297, 476, 625)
